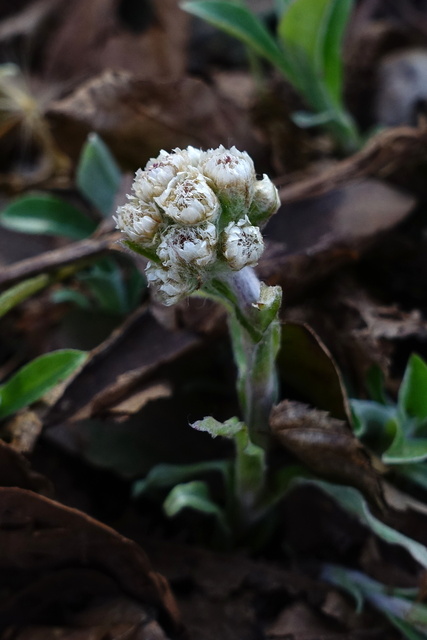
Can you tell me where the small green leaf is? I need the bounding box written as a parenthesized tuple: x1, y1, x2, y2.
(79, 260, 127, 315)
(0, 274, 50, 318)
(350, 399, 396, 444)
(399, 354, 427, 427)
(163, 480, 230, 535)
(77, 133, 121, 216)
(323, 565, 427, 637)
(181, 1, 291, 77)
(51, 288, 93, 310)
(133, 460, 230, 497)
(383, 422, 427, 465)
(0, 195, 97, 239)
(0, 350, 87, 420)
(192, 415, 243, 439)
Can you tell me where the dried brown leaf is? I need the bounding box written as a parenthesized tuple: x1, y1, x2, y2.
(44, 307, 201, 426)
(42, 0, 188, 82)
(270, 400, 385, 509)
(0, 487, 181, 633)
(47, 70, 259, 167)
(278, 125, 427, 203)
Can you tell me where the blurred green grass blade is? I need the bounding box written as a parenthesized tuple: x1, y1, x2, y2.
(0, 195, 96, 239)
(278, 0, 353, 110)
(0, 349, 87, 419)
(0, 274, 50, 319)
(399, 354, 427, 426)
(77, 133, 121, 216)
(321, 0, 353, 104)
(386, 615, 427, 640)
(181, 1, 292, 78)
(323, 565, 427, 637)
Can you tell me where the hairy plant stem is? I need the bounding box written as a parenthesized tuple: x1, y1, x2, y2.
(203, 267, 282, 449)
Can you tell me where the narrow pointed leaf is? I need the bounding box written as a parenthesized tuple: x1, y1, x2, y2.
(77, 133, 121, 216)
(0, 350, 87, 419)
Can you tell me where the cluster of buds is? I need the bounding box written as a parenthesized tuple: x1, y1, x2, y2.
(114, 145, 280, 305)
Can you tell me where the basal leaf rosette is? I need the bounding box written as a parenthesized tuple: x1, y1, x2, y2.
(114, 146, 281, 306)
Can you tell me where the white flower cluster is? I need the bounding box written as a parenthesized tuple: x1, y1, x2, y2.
(114, 145, 280, 305)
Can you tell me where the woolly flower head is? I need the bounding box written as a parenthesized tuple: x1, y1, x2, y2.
(222, 217, 264, 271)
(114, 145, 280, 306)
(155, 168, 220, 225)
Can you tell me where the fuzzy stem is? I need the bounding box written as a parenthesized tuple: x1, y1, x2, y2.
(203, 267, 282, 448)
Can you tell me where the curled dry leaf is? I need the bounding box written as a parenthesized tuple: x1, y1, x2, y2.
(270, 400, 385, 509)
(44, 307, 201, 426)
(47, 70, 259, 167)
(277, 322, 351, 422)
(277, 125, 427, 203)
(0, 487, 181, 633)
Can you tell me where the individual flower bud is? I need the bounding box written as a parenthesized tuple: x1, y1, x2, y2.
(133, 154, 180, 201)
(200, 145, 256, 207)
(145, 261, 196, 306)
(222, 216, 264, 271)
(114, 199, 162, 244)
(179, 145, 205, 167)
(157, 222, 217, 268)
(248, 174, 281, 226)
(155, 168, 220, 225)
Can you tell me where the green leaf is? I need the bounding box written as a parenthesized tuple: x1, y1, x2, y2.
(323, 565, 427, 637)
(133, 460, 230, 497)
(382, 422, 427, 465)
(77, 133, 121, 216)
(0, 349, 87, 419)
(321, 0, 353, 103)
(192, 415, 243, 439)
(51, 288, 93, 310)
(399, 354, 427, 427)
(0, 274, 50, 318)
(80, 261, 127, 315)
(277, 0, 353, 108)
(350, 399, 396, 444)
(163, 480, 230, 535)
(181, 1, 291, 78)
(0, 195, 97, 239)
(303, 480, 427, 569)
